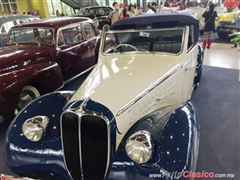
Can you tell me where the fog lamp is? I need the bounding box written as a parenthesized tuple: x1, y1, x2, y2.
(22, 116, 49, 142)
(125, 130, 154, 164)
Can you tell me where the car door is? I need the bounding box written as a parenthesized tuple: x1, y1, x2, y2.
(82, 23, 99, 65)
(182, 25, 198, 101)
(56, 24, 91, 81)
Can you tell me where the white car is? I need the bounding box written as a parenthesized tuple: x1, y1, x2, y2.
(4, 13, 203, 180)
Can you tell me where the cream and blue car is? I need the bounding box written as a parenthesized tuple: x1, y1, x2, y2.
(3, 13, 203, 180)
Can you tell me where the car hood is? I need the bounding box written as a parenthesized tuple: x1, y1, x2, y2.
(70, 53, 183, 133)
(0, 44, 53, 73)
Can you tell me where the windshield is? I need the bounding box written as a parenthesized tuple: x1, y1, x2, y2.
(79, 8, 110, 16)
(7, 27, 54, 45)
(102, 28, 184, 55)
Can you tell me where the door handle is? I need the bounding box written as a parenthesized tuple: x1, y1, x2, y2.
(185, 67, 191, 71)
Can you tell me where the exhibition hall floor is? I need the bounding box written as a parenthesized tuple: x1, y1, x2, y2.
(0, 41, 239, 179)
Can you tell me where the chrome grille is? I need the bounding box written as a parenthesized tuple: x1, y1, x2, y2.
(61, 111, 109, 180)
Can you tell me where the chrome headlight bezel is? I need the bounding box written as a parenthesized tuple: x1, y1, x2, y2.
(22, 115, 49, 142)
(125, 130, 154, 164)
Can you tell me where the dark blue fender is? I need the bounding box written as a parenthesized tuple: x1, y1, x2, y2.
(5, 92, 199, 180)
(5, 93, 117, 180)
(5, 91, 75, 180)
(108, 101, 200, 180)
(194, 44, 204, 87)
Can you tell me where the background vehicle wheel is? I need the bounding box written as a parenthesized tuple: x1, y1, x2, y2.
(217, 32, 228, 39)
(16, 85, 40, 114)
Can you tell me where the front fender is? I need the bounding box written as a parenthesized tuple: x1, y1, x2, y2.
(5, 91, 74, 180)
(0, 61, 64, 117)
(108, 101, 200, 180)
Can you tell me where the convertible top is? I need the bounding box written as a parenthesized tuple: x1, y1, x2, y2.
(110, 13, 199, 30)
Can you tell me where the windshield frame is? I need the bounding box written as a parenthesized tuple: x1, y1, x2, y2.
(101, 27, 186, 56)
(7, 27, 55, 46)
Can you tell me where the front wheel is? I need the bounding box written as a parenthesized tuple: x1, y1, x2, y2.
(194, 45, 204, 90)
(16, 85, 40, 114)
(217, 31, 229, 39)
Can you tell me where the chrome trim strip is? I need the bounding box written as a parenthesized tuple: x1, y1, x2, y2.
(182, 55, 198, 68)
(64, 65, 95, 84)
(116, 65, 181, 117)
(129, 81, 176, 124)
(78, 115, 84, 180)
(60, 112, 74, 180)
(62, 103, 111, 180)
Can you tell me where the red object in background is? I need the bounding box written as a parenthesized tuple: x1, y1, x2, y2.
(1, 174, 13, 180)
(223, 0, 240, 10)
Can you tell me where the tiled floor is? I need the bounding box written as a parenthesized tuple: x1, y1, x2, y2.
(203, 43, 240, 70)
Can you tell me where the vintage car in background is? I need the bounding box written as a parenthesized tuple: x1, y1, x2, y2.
(3, 13, 203, 180)
(159, 6, 224, 34)
(215, 10, 240, 24)
(72, 6, 113, 29)
(216, 11, 240, 38)
(0, 14, 39, 47)
(0, 17, 101, 123)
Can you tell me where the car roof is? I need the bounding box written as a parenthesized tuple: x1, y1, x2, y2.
(0, 15, 37, 26)
(110, 13, 199, 30)
(11, 17, 92, 30)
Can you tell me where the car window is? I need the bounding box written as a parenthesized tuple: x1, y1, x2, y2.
(1, 25, 6, 33)
(4, 21, 15, 32)
(102, 28, 184, 54)
(103, 8, 112, 15)
(8, 27, 53, 45)
(82, 23, 96, 40)
(58, 25, 84, 46)
(79, 8, 88, 16)
(187, 25, 197, 50)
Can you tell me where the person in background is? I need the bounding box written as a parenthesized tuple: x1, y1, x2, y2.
(27, 12, 30, 15)
(179, 0, 186, 10)
(23, 12, 26, 14)
(122, 7, 130, 19)
(135, 4, 143, 15)
(158, 1, 163, 11)
(164, 0, 170, 7)
(108, 2, 121, 25)
(128, 4, 136, 17)
(202, 3, 218, 49)
(151, 2, 157, 13)
(146, 5, 155, 14)
(56, 10, 61, 17)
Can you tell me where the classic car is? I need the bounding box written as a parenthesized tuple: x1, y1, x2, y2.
(0, 14, 39, 47)
(215, 10, 240, 25)
(72, 6, 113, 29)
(3, 13, 203, 180)
(216, 12, 240, 38)
(0, 17, 101, 123)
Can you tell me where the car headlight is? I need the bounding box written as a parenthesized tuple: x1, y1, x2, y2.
(125, 130, 154, 164)
(22, 115, 49, 142)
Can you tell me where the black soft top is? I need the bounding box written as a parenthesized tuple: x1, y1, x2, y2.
(110, 13, 199, 30)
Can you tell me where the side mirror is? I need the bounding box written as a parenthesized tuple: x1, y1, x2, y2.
(56, 47, 61, 55)
(102, 24, 110, 32)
